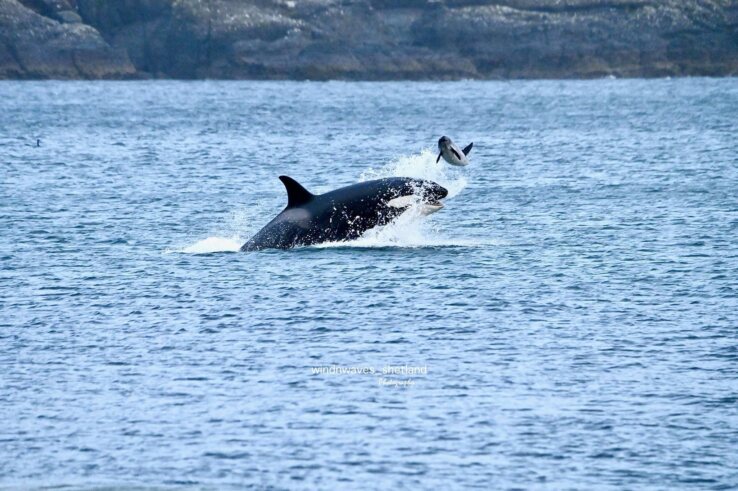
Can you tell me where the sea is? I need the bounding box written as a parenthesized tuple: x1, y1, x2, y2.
(1, 78, 736, 490)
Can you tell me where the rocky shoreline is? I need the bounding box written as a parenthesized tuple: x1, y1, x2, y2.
(1, 0, 737, 80)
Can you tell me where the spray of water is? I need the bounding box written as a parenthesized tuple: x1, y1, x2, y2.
(180, 236, 242, 254)
(176, 148, 469, 253)
(170, 209, 252, 254)
(360, 148, 467, 198)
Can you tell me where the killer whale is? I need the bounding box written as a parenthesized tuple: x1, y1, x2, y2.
(241, 176, 448, 251)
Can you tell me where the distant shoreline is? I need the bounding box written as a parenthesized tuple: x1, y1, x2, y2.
(1, 76, 735, 83)
(2, 0, 736, 81)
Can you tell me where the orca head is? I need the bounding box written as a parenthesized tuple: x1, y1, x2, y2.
(387, 178, 448, 216)
(417, 179, 448, 203)
(416, 179, 448, 214)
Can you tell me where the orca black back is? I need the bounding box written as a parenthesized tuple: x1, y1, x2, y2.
(240, 176, 448, 251)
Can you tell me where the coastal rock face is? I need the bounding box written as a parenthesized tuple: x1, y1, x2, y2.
(1, 0, 737, 79)
(0, 0, 135, 78)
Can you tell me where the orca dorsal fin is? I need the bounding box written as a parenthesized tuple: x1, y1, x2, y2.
(462, 142, 473, 156)
(279, 175, 314, 208)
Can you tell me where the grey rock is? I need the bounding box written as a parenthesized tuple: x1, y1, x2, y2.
(2, 0, 737, 79)
(56, 10, 82, 24)
(1, 0, 135, 78)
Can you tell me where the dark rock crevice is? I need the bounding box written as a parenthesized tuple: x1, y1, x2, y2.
(1, 40, 26, 77)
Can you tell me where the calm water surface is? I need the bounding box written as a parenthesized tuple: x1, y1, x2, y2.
(1, 79, 737, 489)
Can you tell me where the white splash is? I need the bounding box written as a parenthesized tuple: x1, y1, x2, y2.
(314, 204, 476, 249)
(174, 209, 252, 254)
(360, 148, 467, 198)
(180, 236, 242, 254)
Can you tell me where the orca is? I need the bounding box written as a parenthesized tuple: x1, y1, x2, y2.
(437, 136, 473, 166)
(240, 176, 448, 251)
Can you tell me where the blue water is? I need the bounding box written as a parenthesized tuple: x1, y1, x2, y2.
(1, 79, 737, 490)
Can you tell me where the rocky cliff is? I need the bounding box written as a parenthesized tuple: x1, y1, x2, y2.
(1, 0, 737, 79)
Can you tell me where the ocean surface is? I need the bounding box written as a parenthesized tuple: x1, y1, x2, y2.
(1, 79, 737, 490)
